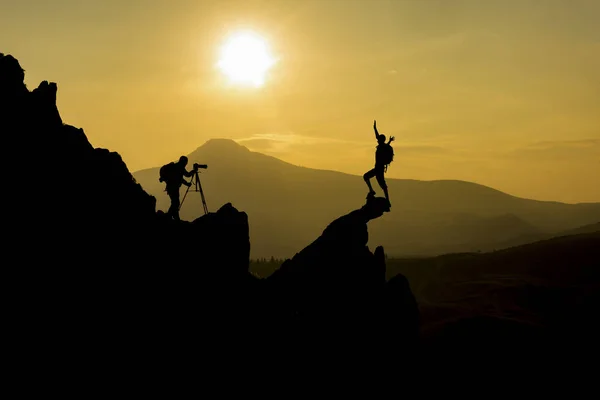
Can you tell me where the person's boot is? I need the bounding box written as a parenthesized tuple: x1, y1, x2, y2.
(383, 189, 391, 208)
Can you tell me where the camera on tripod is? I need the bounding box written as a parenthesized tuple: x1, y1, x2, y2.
(180, 162, 209, 215)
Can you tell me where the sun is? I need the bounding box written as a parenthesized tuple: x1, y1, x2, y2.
(217, 31, 276, 88)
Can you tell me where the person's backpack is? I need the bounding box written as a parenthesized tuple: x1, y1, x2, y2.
(159, 162, 177, 183)
(381, 143, 394, 168)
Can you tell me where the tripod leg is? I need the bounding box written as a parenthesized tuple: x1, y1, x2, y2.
(201, 191, 208, 214)
(179, 176, 193, 211)
(196, 175, 209, 215)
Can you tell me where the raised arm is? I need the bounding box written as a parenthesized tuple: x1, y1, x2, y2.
(183, 168, 194, 178)
(373, 119, 380, 140)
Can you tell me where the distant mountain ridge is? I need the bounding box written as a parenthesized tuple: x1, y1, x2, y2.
(133, 139, 600, 258)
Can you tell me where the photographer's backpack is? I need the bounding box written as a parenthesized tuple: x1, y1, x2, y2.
(159, 162, 176, 183)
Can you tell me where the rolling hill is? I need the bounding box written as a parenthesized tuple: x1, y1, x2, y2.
(133, 139, 600, 259)
(385, 230, 600, 342)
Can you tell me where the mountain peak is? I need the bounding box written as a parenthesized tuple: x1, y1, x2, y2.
(195, 138, 250, 153)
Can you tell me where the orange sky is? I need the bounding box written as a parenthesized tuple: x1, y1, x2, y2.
(2, 0, 599, 203)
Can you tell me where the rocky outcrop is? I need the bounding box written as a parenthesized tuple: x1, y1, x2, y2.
(2, 53, 419, 364)
(268, 194, 392, 319)
(2, 53, 257, 341)
(265, 194, 419, 350)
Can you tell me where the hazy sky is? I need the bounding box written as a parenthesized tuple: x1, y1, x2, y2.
(2, 0, 599, 203)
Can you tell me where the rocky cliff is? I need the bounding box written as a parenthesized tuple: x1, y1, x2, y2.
(1, 53, 419, 369)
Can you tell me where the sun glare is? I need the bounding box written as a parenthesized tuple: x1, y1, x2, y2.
(217, 31, 276, 88)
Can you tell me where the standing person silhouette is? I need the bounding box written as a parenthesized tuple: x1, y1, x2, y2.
(159, 155, 194, 220)
(363, 119, 394, 206)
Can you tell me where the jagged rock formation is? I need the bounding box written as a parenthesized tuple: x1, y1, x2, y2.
(2, 53, 419, 364)
(266, 194, 419, 348)
(2, 53, 258, 359)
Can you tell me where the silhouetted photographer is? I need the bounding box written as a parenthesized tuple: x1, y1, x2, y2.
(363, 119, 394, 206)
(159, 155, 198, 220)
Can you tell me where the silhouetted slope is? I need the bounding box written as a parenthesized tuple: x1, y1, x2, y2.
(265, 194, 419, 346)
(386, 231, 600, 351)
(556, 221, 600, 236)
(1, 53, 258, 360)
(3, 53, 422, 368)
(485, 219, 600, 250)
(134, 138, 600, 258)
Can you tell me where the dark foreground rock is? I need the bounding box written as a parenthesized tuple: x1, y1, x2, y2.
(2, 53, 420, 372)
(266, 194, 418, 347)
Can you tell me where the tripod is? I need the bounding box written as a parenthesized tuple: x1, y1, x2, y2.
(179, 169, 208, 215)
